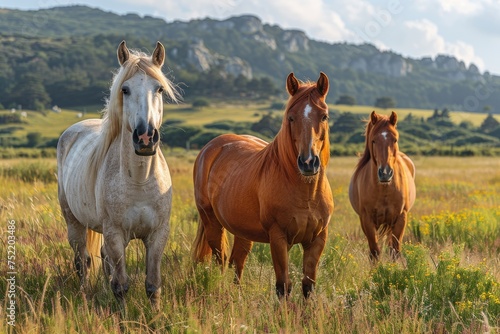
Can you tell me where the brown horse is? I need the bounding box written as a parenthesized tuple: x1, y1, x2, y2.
(192, 72, 334, 298)
(349, 111, 416, 261)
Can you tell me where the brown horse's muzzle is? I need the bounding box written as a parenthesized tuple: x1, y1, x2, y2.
(297, 154, 320, 176)
(378, 165, 394, 183)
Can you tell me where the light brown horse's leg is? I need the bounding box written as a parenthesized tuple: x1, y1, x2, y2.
(301, 227, 328, 298)
(269, 226, 291, 298)
(229, 237, 253, 283)
(389, 212, 407, 260)
(143, 223, 169, 311)
(104, 228, 129, 305)
(360, 214, 380, 261)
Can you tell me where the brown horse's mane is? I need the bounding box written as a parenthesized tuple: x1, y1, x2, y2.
(254, 83, 329, 181)
(354, 115, 396, 176)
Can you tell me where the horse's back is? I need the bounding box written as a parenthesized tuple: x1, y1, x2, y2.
(398, 152, 416, 179)
(397, 152, 416, 209)
(58, 119, 103, 229)
(193, 134, 271, 238)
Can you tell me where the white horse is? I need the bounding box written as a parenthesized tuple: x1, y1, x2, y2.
(57, 41, 179, 309)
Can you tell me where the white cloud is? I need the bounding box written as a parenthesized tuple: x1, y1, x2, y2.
(436, 0, 483, 14)
(390, 19, 485, 70)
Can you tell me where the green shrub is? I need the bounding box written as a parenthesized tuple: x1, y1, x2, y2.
(363, 244, 500, 330)
(192, 98, 210, 108)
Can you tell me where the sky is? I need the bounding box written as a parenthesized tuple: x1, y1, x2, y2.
(6, 0, 500, 75)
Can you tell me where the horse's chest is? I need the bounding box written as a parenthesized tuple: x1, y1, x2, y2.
(372, 192, 404, 227)
(289, 215, 324, 244)
(122, 203, 159, 233)
(101, 181, 171, 238)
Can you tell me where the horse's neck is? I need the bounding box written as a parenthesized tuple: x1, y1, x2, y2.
(119, 132, 158, 183)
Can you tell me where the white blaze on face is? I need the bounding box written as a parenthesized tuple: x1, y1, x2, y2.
(303, 103, 312, 120)
(381, 131, 388, 140)
(302, 104, 313, 164)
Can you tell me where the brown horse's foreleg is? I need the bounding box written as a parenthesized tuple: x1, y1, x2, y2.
(389, 212, 407, 260)
(301, 227, 328, 298)
(143, 224, 169, 311)
(269, 226, 291, 298)
(104, 228, 129, 306)
(229, 237, 253, 283)
(360, 214, 380, 262)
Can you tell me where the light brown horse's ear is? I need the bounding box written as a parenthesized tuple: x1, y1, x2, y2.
(390, 111, 398, 126)
(152, 41, 165, 67)
(117, 40, 130, 66)
(286, 73, 299, 96)
(317, 72, 329, 96)
(370, 111, 379, 125)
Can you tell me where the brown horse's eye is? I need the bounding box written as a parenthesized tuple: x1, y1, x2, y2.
(288, 116, 294, 122)
(321, 115, 328, 122)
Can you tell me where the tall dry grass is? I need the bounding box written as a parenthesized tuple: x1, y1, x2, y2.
(1, 153, 499, 333)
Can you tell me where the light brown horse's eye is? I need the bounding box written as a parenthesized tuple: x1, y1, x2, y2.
(321, 115, 328, 122)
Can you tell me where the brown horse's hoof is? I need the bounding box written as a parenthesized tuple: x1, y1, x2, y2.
(302, 284, 314, 298)
(275, 282, 291, 299)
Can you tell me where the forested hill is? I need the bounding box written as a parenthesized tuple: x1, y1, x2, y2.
(1, 5, 499, 112)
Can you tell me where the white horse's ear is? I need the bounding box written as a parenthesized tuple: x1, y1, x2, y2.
(316, 72, 329, 97)
(117, 40, 130, 66)
(152, 42, 165, 67)
(286, 73, 299, 96)
(390, 111, 398, 126)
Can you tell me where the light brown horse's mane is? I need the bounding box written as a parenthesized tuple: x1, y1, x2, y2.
(255, 82, 329, 181)
(353, 115, 397, 176)
(89, 49, 180, 183)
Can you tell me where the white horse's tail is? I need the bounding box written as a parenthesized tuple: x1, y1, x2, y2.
(87, 229, 103, 272)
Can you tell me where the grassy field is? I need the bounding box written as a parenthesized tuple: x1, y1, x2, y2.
(2, 103, 498, 145)
(0, 154, 499, 333)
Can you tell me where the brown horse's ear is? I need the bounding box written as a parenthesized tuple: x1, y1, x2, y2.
(286, 73, 299, 96)
(317, 72, 329, 96)
(390, 111, 398, 126)
(370, 111, 379, 125)
(117, 40, 130, 66)
(152, 41, 165, 67)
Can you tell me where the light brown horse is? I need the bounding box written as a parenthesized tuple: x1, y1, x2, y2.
(192, 73, 334, 298)
(349, 111, 416, 261)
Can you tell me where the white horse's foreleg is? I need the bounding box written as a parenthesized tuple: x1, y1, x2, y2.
(143, 224, 169, 310)
(104, 229, 129, 304)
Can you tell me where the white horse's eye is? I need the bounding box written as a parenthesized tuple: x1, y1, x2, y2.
(157, 86, 164, 94)
(122, 86, 130, 95)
